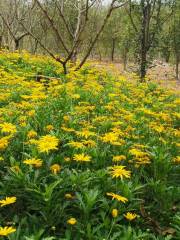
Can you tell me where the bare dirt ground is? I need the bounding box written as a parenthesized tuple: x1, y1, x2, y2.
(90, 60, 180, 92)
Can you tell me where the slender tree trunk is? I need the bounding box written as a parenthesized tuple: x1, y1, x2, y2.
(140, 1, 148, 82)
(140, 48, 147, 81)
(33, 39, 38, 54)
(70, 50, 78, 63)
(0, 36, 2, 49)
(175, 54, 179, 80)
(165, 51, 170, 63)
(111, 38, 116, 61)
(123, 53, 127, 71)
(62, 62, 67, 74)
(15, 39, 19, 50)
(123, 46, 129, 71)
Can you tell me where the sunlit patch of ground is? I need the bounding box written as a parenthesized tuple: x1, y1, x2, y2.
(90, 60, 180, 92)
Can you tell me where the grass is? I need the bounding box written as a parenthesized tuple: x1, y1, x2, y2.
(0, 51, 179, 239)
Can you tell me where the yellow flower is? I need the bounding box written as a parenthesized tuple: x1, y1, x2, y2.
(129, 148, 150, 165)
(10, 165, 20, 173)
(0, 137, 9, 151)
(113, 155, 126, 162)
(20, 121, 26, 127)
(82, 140, 96, 147)
(124, 212, 137, 221)
(65, 193, 74, 199)
(45, 125, 54, 131)
(108, 166, 131, 179)
(63, 115, 70, 121)
(112, 208, 118, 218)
(27, 130, 37, 139)
(37, 135, 59, 153)
(71, 93, 80, 99)
(0, 122, 17, 134)
(76, 129, 96, 139)
(68, 141, 84, 149)
(0, 197, 16, 207)
(50, 164, 61, 174)
(151, 125, 165, 133)
(173, 156, 180, 164)
(0, 226, 16, 236)
(101, 132, 119, 144)
(27, 110, 35, 117)
(61, 126, 75, 132)
(129, 149, 148, 158)
(73, 153, 91, 162)
(23, 158, 43, 168)
(67, 218, 77, 225)
(106, 192, 128, 203)
(64, 157, 71, 162)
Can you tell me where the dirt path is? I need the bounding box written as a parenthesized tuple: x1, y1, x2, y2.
(90, 60, 180, 92)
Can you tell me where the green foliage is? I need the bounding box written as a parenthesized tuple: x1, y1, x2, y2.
(0, 52, 179, 239)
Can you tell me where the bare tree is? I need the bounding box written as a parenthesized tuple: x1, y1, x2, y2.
(20, 0, 127, 73)
(171, 0, 180, 80)
(0, 0, 29, 50)
(77, 0, 128, 69)
(126, 0, 173, 81)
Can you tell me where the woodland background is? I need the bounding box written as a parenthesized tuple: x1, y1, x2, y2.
(0, 0, 179, 79)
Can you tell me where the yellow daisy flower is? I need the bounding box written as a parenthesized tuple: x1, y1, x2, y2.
(67, 218, 77, 225)
(0, 197, 16, 207)
(37, 135, 59, 153)
(0, 226, 16, 236)
(73, 153, 91, 162)
(108, 166, 131, 179)
(124, 212, 137, 221)
(23, 158, 43, 168)
(106, 192, 128, 203)
(50, 164, 61, 174)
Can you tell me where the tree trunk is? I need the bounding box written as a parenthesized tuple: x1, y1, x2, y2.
(62, 62, 67, 74)
(111, 38, 115, 61)
(123, 54, 127, 71)
(0, 36, 2, 49)
(139, 1, 148, 82)
(33, 39, 38, 54)
(140, 48, 147, 81)
(15, 39, 19, 50)
(123, 47, 128, 71)
(165, 51, 170, 63)
(175, 54, 179, 80)
(70, 50, 78, 63)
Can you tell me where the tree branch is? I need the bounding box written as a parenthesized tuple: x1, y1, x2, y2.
(35, 0, 70, 54)
(20, 21, 64, 64)
(55, 2, 74, 40)
(125, 0, 138, 33)
(76, 0, 127, 69)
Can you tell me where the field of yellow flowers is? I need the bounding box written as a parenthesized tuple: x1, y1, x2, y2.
(0, 51, 179, 239)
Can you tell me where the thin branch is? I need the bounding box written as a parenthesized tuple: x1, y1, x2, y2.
(17, 32, 29, 41)
(20, 21, 64, 64)
(0, 12, 16, 40)
(55, 2, 74, 39)
(35, 0, 70, 54)
(125, 0, 138, 33)
(76, 0, 127, 69)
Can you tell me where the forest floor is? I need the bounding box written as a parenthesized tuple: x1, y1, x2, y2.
(91, 60, 180, 92)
